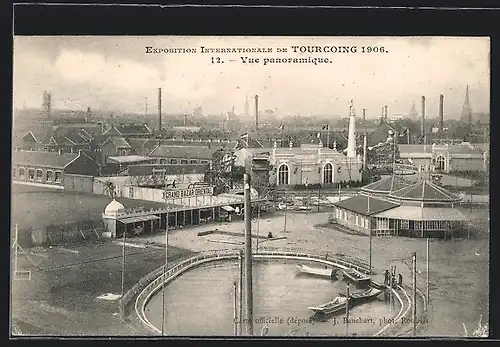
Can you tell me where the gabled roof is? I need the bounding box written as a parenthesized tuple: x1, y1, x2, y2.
(102, 136, 131, 149)
(22, 131, 38, 142)
(333, 194, 399, 216)
(149, 145, 216, 159)
(13, 150, 79, 169)
(107, 155, 153, 164)
(108, 124, 152, 136)
(388, 179, 461, 203)
(65, 131, 91, 145)
(360, 175, 411, 194)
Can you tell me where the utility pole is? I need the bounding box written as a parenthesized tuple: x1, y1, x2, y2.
(161, 213, 169, 336)
(14, 224, 19, 277)
(233, 281, 238, 336)
(345, 284, 350, 336)
(426, 238, 430, 303)
(243, 174, 254, 336)
(256, 204, 260, 253)
(389, 266, 393, 314)
(238, 250, 243, 336)
(121, 228, 126, 298)
(368, 193, 372, 273)
(317, 187, 321, 213)
(412, 252, 417, 336)
(283, 189, 288, 233)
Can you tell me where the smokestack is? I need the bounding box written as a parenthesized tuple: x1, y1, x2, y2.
(255, 95, 259, 131)
(158, 88, 162, 132)
(362, 108, 366, 121)
(363, 133, 367, 169)
(439, 94, 444, 132)
(421, 96, 426, 136)
(347, 102, 357, 158)
(384, 106, 388, 121)
(184, 113, 187, 127)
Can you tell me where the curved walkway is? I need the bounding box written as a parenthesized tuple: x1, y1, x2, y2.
(131, 248, 413, 336)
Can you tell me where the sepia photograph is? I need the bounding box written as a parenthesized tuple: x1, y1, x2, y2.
(11, 36, 490, 337)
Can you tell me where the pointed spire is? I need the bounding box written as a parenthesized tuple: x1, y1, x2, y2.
(409, 102, 418, 118)
(461, 84, 473, 126)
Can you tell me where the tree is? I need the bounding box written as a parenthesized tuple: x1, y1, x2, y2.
(103, 181, 116, 199)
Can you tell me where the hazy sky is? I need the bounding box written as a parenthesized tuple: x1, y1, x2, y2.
(13, 36, 490, 119)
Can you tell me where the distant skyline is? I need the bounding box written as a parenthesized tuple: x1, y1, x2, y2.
(13, 36, 490, 120)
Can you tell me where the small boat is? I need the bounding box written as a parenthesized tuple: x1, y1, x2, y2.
(308, 296, 348, 315)
(297, 264, 338, 279)
(342, 268, 371, 288)
(339, 288, 383, 303)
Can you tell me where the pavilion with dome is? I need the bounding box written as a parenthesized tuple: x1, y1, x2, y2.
(102, 198, 161, 238)
(332, 175, 469, 238)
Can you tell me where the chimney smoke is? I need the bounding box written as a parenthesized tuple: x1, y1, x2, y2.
(158, 88, 162, 132)
(439, 94, 444, 132)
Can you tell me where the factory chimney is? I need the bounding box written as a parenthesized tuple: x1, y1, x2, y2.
(362, 108, 366, 121)
(421, 96, 426, 137)
(363, 133, 367, 169)
(184, 113, 187, 127)
(255, 95, 259, 131)
(347, 101, 357, 158)
(384, 106, 388, 122)
(439, 94, 444, 132)
(157, 88, 162, 132)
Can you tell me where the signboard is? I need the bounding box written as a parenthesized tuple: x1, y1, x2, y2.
(163, 187, 214, 200)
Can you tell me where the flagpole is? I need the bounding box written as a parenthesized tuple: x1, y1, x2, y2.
(121, 228, 126, 298)
(327, 124, 330, 148)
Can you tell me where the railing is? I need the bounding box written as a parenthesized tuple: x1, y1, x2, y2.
(129, 248, 374, 335)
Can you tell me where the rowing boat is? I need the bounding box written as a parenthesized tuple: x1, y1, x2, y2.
(308, 296, 348, 315)
(342, 268, 371, 288)
(339, 287, 383, 303)
(297, 264, 338, 279)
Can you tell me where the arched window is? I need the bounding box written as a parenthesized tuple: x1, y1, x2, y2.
(323, 163, 333, 183)
(278, 164, 289, 185)
(435, 155, 446, 171)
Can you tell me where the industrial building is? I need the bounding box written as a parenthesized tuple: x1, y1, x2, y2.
(12, 149, 102, 190)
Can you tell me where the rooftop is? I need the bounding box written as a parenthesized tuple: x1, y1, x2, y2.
(149, 145, 216, 159)
(360, 175, 411, 194)
(333, 194, 399, 216)
(387, 179, 461, 203)
(12, 150, 79, 169)
(107, 155, 153, 164)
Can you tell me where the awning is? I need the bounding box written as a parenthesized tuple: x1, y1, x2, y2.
(373, 206, 468, 221)
(221, 205, 235, 212)
(118, 215, 161, 224)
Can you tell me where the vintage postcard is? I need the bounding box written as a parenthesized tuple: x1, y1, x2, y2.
(11, 36, 489, 337)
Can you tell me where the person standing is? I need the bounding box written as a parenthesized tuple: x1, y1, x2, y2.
(384, 269, 390, 286)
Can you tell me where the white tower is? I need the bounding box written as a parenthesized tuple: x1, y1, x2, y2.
(347, 101, 357, 158)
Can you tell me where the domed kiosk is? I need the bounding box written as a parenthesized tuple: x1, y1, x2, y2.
(102, 199, 125, 238)
(333, 176, 469, 238)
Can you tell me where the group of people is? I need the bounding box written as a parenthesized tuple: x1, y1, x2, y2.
(384, 269, 403, 288)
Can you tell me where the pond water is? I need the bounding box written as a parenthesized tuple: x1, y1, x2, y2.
(145, 260, 393, 336)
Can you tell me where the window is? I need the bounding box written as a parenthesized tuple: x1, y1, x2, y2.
(170, 159, 178, 164)
(435, 155, 446, 171)
(19, 168, 25, 179)
(323, 163, 333, 184)
(28, 168, 35, 180)
(181, 159, 188, 164)
(12, 167, 15, 178)
(160, 159, 167, 164)
(54, 171, 62, 183)
(46, 170, 53, 182)
(201, 160, 209, 164)
(36, 169, 43, 182)
(278, 164, 289, 185)
(190, 160, 198, 164)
